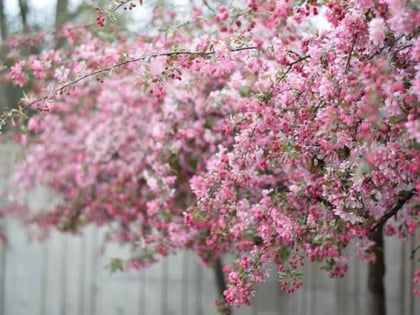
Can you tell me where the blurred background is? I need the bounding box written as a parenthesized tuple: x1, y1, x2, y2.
(0, 1, 419, 314)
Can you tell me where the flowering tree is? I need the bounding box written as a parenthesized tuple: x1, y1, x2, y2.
(1, 0, 419, 314)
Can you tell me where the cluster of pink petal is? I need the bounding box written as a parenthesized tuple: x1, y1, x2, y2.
(4, 0, 419, 308)
(414, 269, 420, 298)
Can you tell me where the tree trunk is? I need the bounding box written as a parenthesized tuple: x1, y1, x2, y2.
(0, 0, 9, 113)
(55, 0, 69, 29)
(0, 0, 7, 41)
(54, 0, 69, 48)
(18, 0, 29, 33)
(214, 258, 232, 315)
(215, 258, 227, 296)
(367, 225, 386, 315)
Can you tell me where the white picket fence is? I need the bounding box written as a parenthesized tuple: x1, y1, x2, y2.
(1, 143, 419, 315)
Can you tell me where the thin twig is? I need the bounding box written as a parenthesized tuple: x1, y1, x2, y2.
(202, 0, 216, 13)
(368, 34, 407, 60)
(286, 49, 304, 59)
(277, 55, 310, 82)
(345, 35, 357, 74)
(17, 45, 258, 110)
(392, 44, 413, 55)
(108, 0, 132, 14)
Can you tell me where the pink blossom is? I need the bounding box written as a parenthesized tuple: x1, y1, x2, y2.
(10, 60, 26, 87)
(368, 18, 386, 46)
(405, 118, 420, 143)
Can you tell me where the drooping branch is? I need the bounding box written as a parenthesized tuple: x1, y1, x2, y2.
(0, 45, 258, 128)
(27, 45, 257, 105)
(35, 46, 257, 107)
(370, 189, 416, 232)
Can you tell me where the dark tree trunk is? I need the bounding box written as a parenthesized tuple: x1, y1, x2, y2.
(0, 0, 9, 113)
(18, 0, 29, 33)
(368, 225, 386, 315)
(55, 0, 69, 29)
(214, 258, 232, 315)
(214, 258, 227, 296)
(54, 0, 69, 48)
(0, 0, 32, 118)
(0, 0, 7, 40)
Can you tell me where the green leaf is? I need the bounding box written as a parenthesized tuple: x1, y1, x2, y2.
(389, 115, 406, 124)
(106, 258, 124, 274)
(239, 87, 250, 97)
(411, 142, 420, 150)
(370, 193, 379, 202)
(313, 234, 323, 245)
(293, 271, 304, 280)
(402, 77, 411, 89)
(278, 245, 291, 261)
(278, 271, 288, 280)
(253, 236, 264, 245)
(337, 146, 350, 160)
(360, 164, 371, 175)
(256, 91, 273, 103)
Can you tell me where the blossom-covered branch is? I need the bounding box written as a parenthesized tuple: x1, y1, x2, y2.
(0, 45, 257, 130)
(3, 0, 420, 311)
(370, 189, 416, 232)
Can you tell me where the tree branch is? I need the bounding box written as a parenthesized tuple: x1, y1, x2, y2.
(345, 35, 357, 74)
(202, 0, 216, 13)
(367, 28, 419, 60)
(0, 45, 258, 126)
(370, 189, 415, 232)
(277, 55, 309, 82)
(411, 243, 420, 260)
(315, 195, 334, 209)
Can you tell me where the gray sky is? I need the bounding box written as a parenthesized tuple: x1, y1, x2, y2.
(4, 0, 83, 29)
(4, 0, 329, 33)
(4, 0, 192, 31)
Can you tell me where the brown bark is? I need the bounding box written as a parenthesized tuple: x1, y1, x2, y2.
(55, 0, 69, 29)
(214, 258, 232, 315)
(0, 0, 7, 40)
(368, 225, 386, 315)
(366, 189, 415, 315)
(214, 258, 227, 297)
(0, 0, 9, 113)
(18, 0, 29, 32)
(54, 0, 69, 48)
